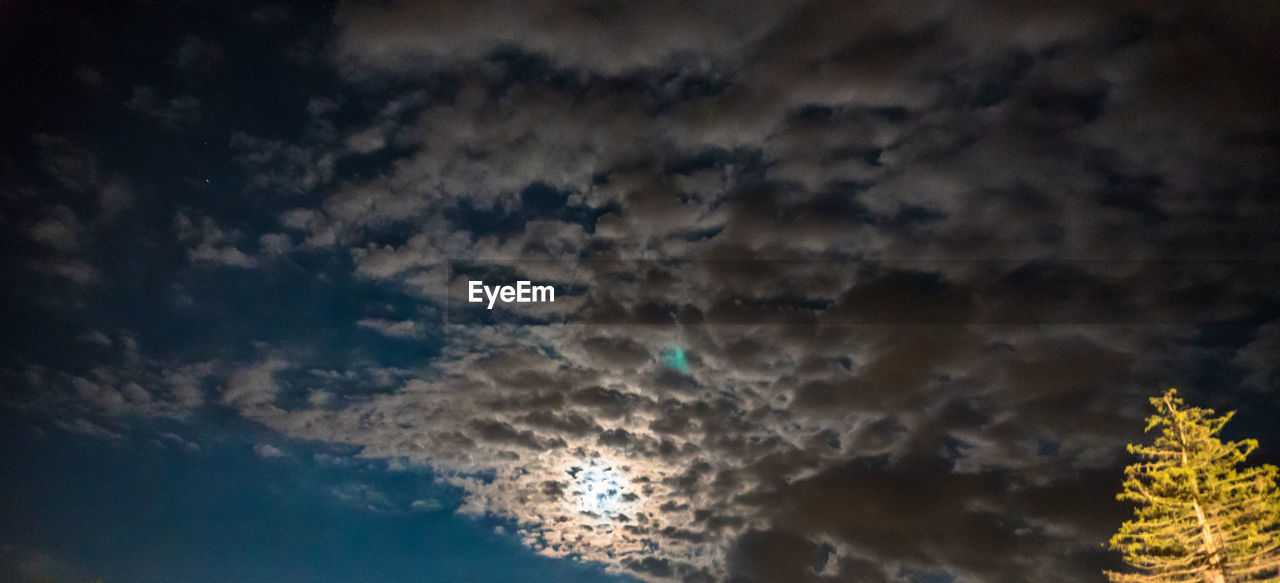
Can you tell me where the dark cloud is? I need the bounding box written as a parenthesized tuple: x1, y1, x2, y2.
(333, 0, 786, 77)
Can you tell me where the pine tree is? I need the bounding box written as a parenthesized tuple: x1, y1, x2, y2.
(1107, 389, 1280, 582)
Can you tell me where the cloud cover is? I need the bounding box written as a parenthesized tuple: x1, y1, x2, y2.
(2, 1, 1279, 582)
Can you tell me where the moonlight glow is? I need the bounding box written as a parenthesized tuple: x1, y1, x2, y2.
(566, 460, 635, 519)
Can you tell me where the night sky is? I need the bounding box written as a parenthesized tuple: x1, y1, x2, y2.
(2, 2, 1279, 582)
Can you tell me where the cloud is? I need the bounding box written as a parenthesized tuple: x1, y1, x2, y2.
(231, 130, 337, 197)
(189, 245, 257, 268)
(158, 432, 201, 452)
(254, 443, 286, 458)
(26, 206, 82, 252)
(203, 3, 1272, 579)
(223, 358, 289, 409)
(214, 322, 1158, 580)
(75, 330, 113, 346)
(53, 418, 125, 441)
(8, 1, 1280, 582)
(177, 212, 260, 268)
(17, 201, 113, 287)
(30, 134, 134, 219)
(410, 498, 444, 512)
(125, 87, 203, 129)
(27, 257, 101, 285)
(356, 318, 425, 339)
(32, 134, 101, 194)
(1235, 320, 1280, 394)
(333, 0, 786, 76)
(329, 482, 394, 512)
(16, 349, 212, 420)
(257, 233, 294, 256)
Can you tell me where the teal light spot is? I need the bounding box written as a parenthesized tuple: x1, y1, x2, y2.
(661, 347, 689, 374)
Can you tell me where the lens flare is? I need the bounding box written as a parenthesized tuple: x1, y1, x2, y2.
(661, 346, 689, 374)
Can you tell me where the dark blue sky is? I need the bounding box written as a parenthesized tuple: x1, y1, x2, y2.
(0, 415, 636, 583)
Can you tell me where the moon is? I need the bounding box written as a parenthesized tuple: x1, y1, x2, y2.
(569, 461, 633, 519)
